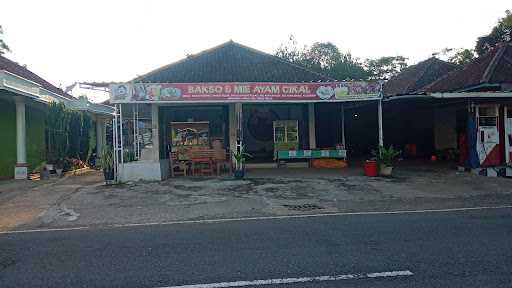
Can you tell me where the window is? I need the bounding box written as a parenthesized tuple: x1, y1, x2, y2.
(478, 106, 498, 127)
(273, 120, 299, 143)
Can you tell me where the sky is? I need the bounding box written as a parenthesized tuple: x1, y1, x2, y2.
(1, 0, 510, 102)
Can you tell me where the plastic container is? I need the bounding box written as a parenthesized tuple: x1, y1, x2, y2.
(364, 160, 378, 177)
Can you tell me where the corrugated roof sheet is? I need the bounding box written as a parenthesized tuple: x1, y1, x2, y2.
(133, 41, 334, 83)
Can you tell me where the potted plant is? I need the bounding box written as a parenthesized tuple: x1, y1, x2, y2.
(99, 147, 114, 184)
(232, 145, 251, 179)
(46, 153, 56, 173)
(372, 145, 401, 176)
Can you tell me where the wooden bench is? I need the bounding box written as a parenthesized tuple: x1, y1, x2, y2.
(170, 147, 231, 176)
(169, 152, 189, 177)
(189, 149, 215, 176)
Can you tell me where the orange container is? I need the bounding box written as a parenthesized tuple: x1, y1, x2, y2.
(364, 160, 378, 177)
(311, 159, 348, 169)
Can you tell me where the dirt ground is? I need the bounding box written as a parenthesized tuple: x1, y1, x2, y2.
(3, 161, 511, 231)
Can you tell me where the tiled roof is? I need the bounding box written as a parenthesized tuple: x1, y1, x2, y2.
(425, 42, 512, 93)
(0, 55, 72, 99)
(132, 41, 334, 83)
(382, 57, 458, 97)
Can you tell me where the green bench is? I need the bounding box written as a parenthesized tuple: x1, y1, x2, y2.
(276, 149, 347, 167)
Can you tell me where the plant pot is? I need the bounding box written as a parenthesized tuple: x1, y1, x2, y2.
(364, 160, 378, 177)
(40, 168, 50, 180)
(45, 164, 55, 172)
(233, 169, 245, 179)
(103, 168, 115, 184)
(379, 164, 393, 176)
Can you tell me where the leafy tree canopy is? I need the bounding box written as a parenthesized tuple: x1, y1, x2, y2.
(0, 25, 10, 55)
(364, 56, 408, 80)
(275, 35, 407, 80)
(433, 47, 476, 65)
(275, 35, 368, 80)
(475, 10, 512, 56)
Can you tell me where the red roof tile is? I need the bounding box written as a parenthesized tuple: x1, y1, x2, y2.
(383, 57, 458, 97)
(425, 42, 512, 93)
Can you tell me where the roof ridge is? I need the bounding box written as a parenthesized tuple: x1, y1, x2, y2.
(229, 41, 335, 82)
(405, 57, 434, 93)
(131, 40, 335, 83)
(481, 43, 508, 83)
(131, 40, 235, 82)
(420, 62, 465, 93)
(415, 58, 460, 93)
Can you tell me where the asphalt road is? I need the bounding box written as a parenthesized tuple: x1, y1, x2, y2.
(1, 208, 511, 288)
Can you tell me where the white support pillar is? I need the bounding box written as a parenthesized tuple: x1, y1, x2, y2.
(14, 97, 28, 179)
(308, 103, 316, 149)
(378, 99, 384, 146)
(234, 103, 243, 169)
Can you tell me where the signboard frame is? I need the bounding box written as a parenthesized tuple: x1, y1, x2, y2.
(109, 82, 383, 104)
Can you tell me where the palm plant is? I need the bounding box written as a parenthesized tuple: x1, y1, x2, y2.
(99, 147, 114, 171)
(371, 145, 400, 167)
(232, 145, 252, 171)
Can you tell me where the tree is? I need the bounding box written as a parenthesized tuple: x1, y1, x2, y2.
(275, 36, 368, 80)
(275, 35, 306, 65)
(434, 48, 475, 65)
(0, 25, 10, 55)
(364, 56, 408, 80)
(303, 42, 342, 71)
(475, 10, 512, 56)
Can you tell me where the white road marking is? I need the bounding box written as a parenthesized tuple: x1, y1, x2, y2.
(1, 205, 511, 235)
(157, 270, 414, 288)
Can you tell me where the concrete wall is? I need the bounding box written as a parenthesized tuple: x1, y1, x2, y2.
(118, 160, 169, 182)
(119, 161, 161, 182)
(434, 107, 457, 150)
(0, 97, 46, 178)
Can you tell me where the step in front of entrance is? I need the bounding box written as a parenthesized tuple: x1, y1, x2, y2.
(245, 162, 309, 169)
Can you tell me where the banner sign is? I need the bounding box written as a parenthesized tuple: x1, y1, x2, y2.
(109, 82, 382, 103)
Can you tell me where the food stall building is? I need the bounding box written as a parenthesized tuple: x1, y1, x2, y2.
(109, 41, 383, 181)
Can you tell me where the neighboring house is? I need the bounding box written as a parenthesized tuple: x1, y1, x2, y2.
(0, 55, 113, 179)
(382, 57, 460, 157)
(383, 57, 459, 97)
(384, 42, 512, 175)
(424, 42, 512, 171)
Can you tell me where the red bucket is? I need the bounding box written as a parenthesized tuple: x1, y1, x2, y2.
(364, 160, 378, 177)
